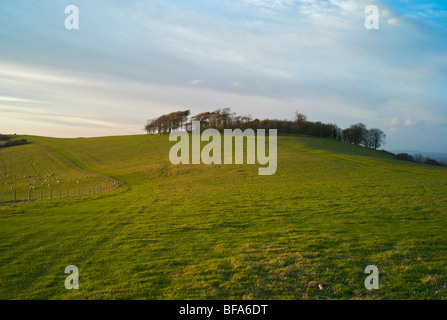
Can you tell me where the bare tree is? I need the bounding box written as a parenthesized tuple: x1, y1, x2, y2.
(145, 110, 190, 134)
(368, 128, 386, 149)
(348, 123, 367, 145)
(295, 111, 308, 123)
(414, 154, 425, 163)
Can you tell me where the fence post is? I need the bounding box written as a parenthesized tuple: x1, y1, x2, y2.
(28, 189, 31, 201)
(14, 190, 16, 203)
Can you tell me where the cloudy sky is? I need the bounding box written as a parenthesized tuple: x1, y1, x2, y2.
(0, 0, 446, 152)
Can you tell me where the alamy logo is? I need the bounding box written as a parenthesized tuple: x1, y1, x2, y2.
(65, 265, 79, 290)
(364, 265, 379, 290)
(169, 121, 277, 175)
(365, 5, 379, 30)
(65, 5, 79, 30)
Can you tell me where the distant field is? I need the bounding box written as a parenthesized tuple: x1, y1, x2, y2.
(0, 140, 116, 203)
(0, 134, 446, 299)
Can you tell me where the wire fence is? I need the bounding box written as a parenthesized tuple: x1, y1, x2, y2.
(2, 180, 120, 204)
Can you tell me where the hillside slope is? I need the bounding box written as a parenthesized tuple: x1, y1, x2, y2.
(0, 134, 446, 299)
(0, 138, 116, 203)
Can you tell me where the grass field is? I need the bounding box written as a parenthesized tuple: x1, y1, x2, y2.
(0, 141, 116, 203)
(0, 134, 446, 299)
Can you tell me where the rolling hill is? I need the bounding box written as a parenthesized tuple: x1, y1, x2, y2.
(0, 134, 446, 299)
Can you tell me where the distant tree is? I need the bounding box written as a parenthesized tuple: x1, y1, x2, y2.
(395, 153, 415, 162)
(424, 158, 442, 166)
(145, 110, 190, 134)
(295, 111, 307, 123)
(342, 128, 353, 144)
(0, 134, 10, 141)
(367, 128, 386, 149)
(363, 129, 372, 148)
(191, 111, 212, 131)
(0, 138, 28, 149)
(145, 109, 387, 151)
(414, 154, 425, 163)
(171, 110, 191, 132)
(219, 108, 234, 129)
(330, 124, 343, 141)
(349, 123, 367, 145)
(144, 118, 157, 135)
(241, 114, 252, 124)
(294, 111, 308, 134)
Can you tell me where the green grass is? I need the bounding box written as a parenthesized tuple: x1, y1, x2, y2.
(0, 136, 116, 203)
(0, 134, 446, 299)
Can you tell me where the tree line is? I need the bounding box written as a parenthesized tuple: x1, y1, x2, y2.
(145, 108, 386, 150)
(395, 152, 444, 166)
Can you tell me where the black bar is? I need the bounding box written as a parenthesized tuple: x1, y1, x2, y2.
(0, 300, 443, 318)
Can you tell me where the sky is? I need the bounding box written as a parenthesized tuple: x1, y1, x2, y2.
(0, 0, 446, 152)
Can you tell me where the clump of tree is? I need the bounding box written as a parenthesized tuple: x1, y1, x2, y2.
(394, 152, 444, 167)
(413, 153, 425, 163)
(0, 138, 28, 149)
(395, 153, 415, 162)
(0, 134, 11, 141)
(290, 112, 342, 140)
(342, 123, 386, 150)
(144, 108, 386, 150)
(424, 158, 443, 166)
(412, 153, 443, 166)
(144, 110, 191, 134)
(190, 108, 238, 132)
(145, 108, 343, 140)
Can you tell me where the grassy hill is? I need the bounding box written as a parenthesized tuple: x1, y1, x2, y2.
(0, 139, 116, 203)
(0, 134, 446, 299)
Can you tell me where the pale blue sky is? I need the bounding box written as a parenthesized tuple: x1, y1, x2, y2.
(0, 0, 446, 152)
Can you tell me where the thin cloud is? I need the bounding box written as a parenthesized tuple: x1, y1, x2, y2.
(405, 119, 418, 126)
(385, 117, 400, 132)
(0, 96, 39, 104)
